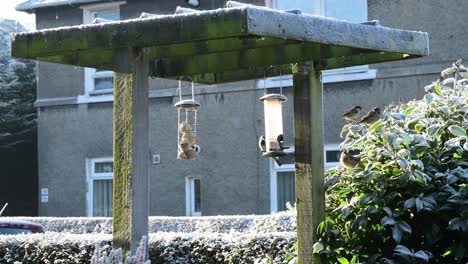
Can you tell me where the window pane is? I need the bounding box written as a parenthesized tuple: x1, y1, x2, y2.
(322, 0, 368, 73)
(95, 162, 113, 173)
(277, 171, 295, 211)
(326, 150, 340, 163)
(94, 77, 114, 91)
(324, 0, 367, 22)
(95, 10, 120, 21)
(93, 179, 113, 217)
(276, 0, 315, 14)
(194, 179, 201, 213)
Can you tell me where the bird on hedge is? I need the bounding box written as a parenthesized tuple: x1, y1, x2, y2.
(340, 151, 361, 169)
(359, 107, 381, 125)
(340, 105, 362, 123)
(258, 135, 282, 166)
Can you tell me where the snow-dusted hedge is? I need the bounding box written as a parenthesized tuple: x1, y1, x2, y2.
(1, 213, 296, 263)
(0, 232, 296, 264)
(14, 212, 296, 234)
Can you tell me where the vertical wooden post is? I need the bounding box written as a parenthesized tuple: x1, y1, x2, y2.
(293, 62, 325, 264)
(112, 47, 149, 255)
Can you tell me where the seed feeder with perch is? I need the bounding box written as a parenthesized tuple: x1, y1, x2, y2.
(175, 76, 200, 160)
(258, 66, 288, 166)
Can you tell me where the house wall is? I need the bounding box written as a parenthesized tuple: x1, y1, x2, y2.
(33, 0, 465, 216)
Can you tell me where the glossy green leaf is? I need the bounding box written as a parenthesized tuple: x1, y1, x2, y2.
(337, 257, 349, 264)
(448, 125, 466, 137)
(313, 242, 324, 253)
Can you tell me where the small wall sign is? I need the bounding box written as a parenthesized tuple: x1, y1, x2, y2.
(41, 188, 48, 203)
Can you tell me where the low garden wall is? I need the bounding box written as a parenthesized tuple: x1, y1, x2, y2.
(0, 213, 297, 263)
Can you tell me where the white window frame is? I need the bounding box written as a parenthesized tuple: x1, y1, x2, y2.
(269, 144, 340, 213)
(261, 0, 375, 89)
(270, 147, 295, 213)
(185, 177, 202, 216)
(82, 2, 124, 96)
(86, 157, 113, 217)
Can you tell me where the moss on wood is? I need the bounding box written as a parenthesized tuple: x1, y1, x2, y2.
(112, 72, 134, 252)
(293, 62, 324, 264)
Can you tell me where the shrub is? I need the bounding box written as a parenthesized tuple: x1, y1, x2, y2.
(91, 236, 150, 264)
(316, 61, 468, 263)
(0, 232, 296, 263)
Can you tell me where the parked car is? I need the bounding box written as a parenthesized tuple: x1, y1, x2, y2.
(0, 219, 44, 234)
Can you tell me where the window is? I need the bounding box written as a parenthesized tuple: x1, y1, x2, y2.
(82, 3, 123, 94)
(87, 158, 113, 217)
(269, 0, 323, 15)
(185, 177, 202, 216)
(324, 144, 341, 168)
(269, 144, 340, 212)
(261, 0, 376, 87)
(270, 148, 295, 213)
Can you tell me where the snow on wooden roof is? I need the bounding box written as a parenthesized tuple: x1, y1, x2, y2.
(16, 0, 102, 13)
(11, 1, 429, 84)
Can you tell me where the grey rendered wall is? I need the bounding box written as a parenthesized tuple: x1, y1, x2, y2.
(149, 85, 271, 216)
(35, 0, 461, 216)
(37, 103, 113, 216)
(38, 83, 273, 216)
(35, 7, 84, 100)
(368, 0, 468, 68)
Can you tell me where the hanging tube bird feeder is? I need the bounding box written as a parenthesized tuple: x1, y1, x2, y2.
(175, 76, 200, 160)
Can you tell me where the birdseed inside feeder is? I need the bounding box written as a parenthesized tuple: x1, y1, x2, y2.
(175, 77, 200, 160)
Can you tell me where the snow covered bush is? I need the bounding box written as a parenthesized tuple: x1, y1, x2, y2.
(315, 61, 468, 263)
(91, 236, 150, 264)
(0, 232, 296, 264)
(15, 213, 296, 234)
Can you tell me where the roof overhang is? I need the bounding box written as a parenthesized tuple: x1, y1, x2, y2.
(11, 2, 429, 84)
(16, 0, 106, 13)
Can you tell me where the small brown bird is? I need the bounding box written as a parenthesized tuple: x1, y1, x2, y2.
(340, 106, 362, 122)
(340, 152, 361, 169)
(258, 135, 282, 166)
(359, 107, 381, 125)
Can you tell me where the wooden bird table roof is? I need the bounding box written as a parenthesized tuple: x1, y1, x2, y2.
(11, 1, 429, 84)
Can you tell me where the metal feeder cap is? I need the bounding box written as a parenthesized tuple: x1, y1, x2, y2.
(174, 99, 201, 109)
(260, 93, 288, 102)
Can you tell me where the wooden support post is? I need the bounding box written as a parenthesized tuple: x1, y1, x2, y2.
(112, 47, 149, 255)
(293, 62, 325, 264)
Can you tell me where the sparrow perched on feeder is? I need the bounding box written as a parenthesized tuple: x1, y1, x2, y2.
(258, 135, 282, 166)
(359, 107, 381, 125)
(340, 106, 362, 122)
(340, 151, 361, 169)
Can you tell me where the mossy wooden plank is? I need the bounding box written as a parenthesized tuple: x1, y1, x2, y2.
(113, 47, 149, 256)
(183, 51, 414, 84)
(246, 8, 429, 56)
(150, 37, 299, 59)
(184, 63, 293, 84)
(154, 43, 378, 77)
(11, 8, 247, 59)
(293, 62, 324, 264)
(38, 49, 114, 71)
(315, 51, 414, 70)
